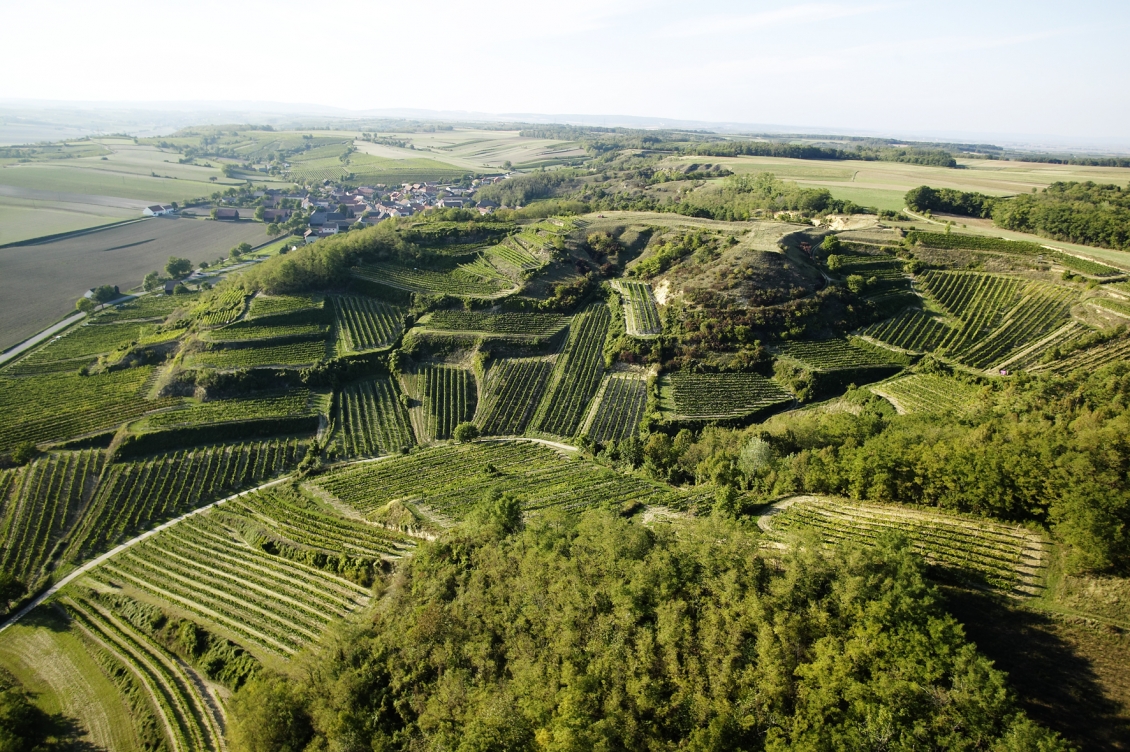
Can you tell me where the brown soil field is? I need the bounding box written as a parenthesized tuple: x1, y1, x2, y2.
(0, 216, 268, 351)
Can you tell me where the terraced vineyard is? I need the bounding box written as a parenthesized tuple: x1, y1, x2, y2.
(612, 280, 662, 336)
(190, 339, 329, 369)
(337, 377, 415, 457)
(191, 287, 248, 327)
(64, 439, 306, 563)
(4, 321, 147, 377)
(0, 450, 102, 588)
(332, 296, 405, 351)
(147, 391, 316, 428)
(775, 339, 898, 370)
(762, 496, 1040, 591)
(354, 260, 514, 298)
(862, 309, 951, 353)
(0, 367, 178, 451)
(424, 311, 566, 337)
(485, 236, 544, 273)
(84, 493, 380, 656)
(249, 293, 322, 318)
(313, 440, 719, 518)
(207, 321, 328, 342)
(864, 272, 1078, 370)
(531, 304, 610, 437)
(97, 294, 186, 322)
(870, 373, 984, 414)
(665, 372, 793, 420)
(475, 358, 554, 435)
(61, 594, 224, 752)
(1034, 333, 1130, 375)
(585, 373, 647, 443)
(408, 365, 477, 442)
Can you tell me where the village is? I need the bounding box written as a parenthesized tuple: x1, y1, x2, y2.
(142, 173, 512, 245)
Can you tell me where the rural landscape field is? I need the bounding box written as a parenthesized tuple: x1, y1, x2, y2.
(2, 2, 1129, 750)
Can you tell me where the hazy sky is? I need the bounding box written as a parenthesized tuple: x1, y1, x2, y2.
(2, 0, 1127, 144)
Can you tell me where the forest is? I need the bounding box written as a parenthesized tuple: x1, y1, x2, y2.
(231, 507, 1065, 752)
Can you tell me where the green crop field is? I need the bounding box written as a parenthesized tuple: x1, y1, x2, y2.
(763, 496, 1041, 591)
(585, 372, 648, 443)
(664, 372, 793, 421)
(475, 358, 554, 436)
(332, 296, 404, 351)
(612, 280, 662, 336)
(869, 373, 984, 414)
(531, 303, 610, 437)
(313, 440, 719, 519)
(336, 377, 415, 457)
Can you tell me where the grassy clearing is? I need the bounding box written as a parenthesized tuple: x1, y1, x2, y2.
(0, 609, 145, 751)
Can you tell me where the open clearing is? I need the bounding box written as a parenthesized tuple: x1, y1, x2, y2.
(0, 217, 268, 351)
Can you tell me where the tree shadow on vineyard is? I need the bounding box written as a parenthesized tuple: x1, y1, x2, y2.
(944, 587, 1130, 751)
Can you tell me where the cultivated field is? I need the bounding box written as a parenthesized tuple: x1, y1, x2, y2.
(0, 217, 269, 352)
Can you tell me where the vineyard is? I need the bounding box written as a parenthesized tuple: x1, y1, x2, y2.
(485, 236, 545, 274)
(585, 373, 647, 443)
(775, 338, 899, 370)
(146, 391, 317, 429)
(611, 280, 662, 336)
(63, 439, 306, 565)
(62, 592, 225, 752)
(1034, 332, 1130, 375)
(423, 311, 567, 337)
(531, 304, 610, 437)
(761, 495, 1041, 591)
(869, 373, 984, 414)
(81, 489, 382, 657)
(336, 377, 415, 457)
(206, 321, 328, 342)
(907, 230, 1122, 276)
(96, 294, 186, 322)
(0, 450, 102, 589)
(190, 339, 329, 369)
(332, 296, 405, 351)
(313, 440, 719, 519)
(0, 367, 178, 451)
(665, 372, 793, 421)
(249, 294, 323, 318)
(354, 260, 515, 298)
(475, 358, 554, 435)
(4, 321, 146, 376)
(863, 271, 1079, 370)
(405, 365, 477, 442)
(190, 287, 248, 327)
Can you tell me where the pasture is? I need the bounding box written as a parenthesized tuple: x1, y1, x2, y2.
(0, 217, 268, 352)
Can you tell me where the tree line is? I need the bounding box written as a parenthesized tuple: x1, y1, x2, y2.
(906, 181, 1130, 250)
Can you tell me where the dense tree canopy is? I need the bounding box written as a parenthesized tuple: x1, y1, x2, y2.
(230, 508, 1064, 751)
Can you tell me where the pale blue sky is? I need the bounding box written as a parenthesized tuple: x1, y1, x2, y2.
(1, 0, 1126, 144)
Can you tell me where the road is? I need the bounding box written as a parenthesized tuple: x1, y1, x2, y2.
(0, 293, 145, 366)
(0, 475, 293, 635)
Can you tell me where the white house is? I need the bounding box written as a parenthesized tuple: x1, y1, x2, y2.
(143, 204, 175, 216)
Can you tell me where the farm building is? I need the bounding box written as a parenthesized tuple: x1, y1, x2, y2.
(212, 208, 240, 220)
(143, 204, 175, 216)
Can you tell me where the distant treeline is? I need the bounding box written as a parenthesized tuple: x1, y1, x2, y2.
(683, 141, 958, 167)
(907, 181, 1130, 250)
